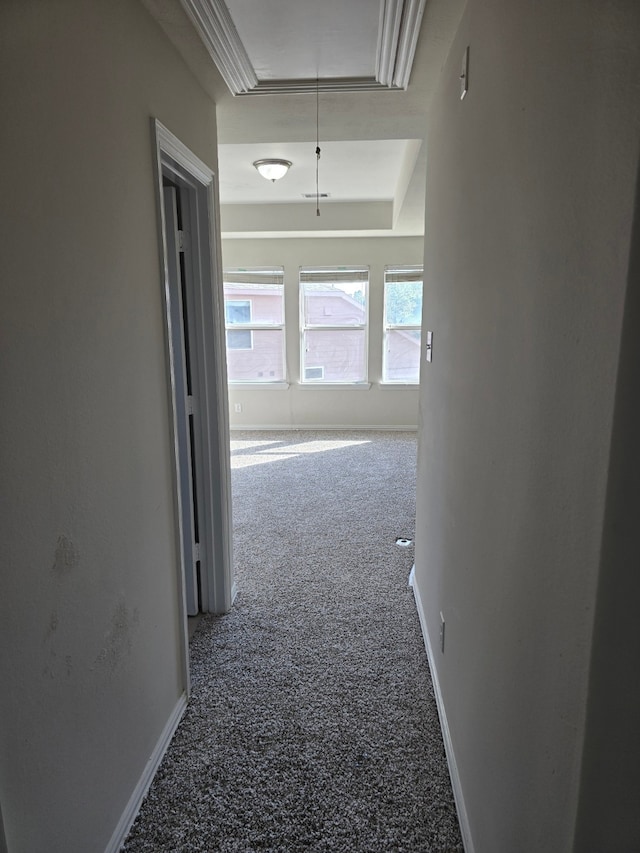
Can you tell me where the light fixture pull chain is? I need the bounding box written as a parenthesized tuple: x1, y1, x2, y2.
(316, 77, 321, 217)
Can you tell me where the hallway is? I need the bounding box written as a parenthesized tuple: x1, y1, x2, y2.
(122, 432, 462, 852)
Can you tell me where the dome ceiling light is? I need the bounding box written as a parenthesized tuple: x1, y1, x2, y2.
(253, 159, 292, 182)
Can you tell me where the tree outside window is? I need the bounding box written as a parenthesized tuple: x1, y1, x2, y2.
(383, 266, 423, 383)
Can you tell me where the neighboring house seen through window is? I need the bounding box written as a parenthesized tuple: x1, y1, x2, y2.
(223, 269, 285, 383)
(300, 267, 369, 384)
(383, 266, 423, 383)
(225, 300, 252, 350)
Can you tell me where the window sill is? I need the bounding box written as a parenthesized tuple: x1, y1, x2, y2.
(297, 382, 371, 391)
(228, 382, 290, 390)
(379, 382, 419, 389)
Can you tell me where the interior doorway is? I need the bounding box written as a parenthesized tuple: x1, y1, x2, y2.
(162, 181, 201, 615)
(153, 120, 236, 688)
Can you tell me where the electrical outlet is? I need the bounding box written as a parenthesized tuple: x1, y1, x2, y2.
(234, 403, 242, 413)
(440, 612, 445, 653)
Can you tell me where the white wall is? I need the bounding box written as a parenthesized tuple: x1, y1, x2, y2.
(222, 236, 423, 428)
(0, 2, 220, 850)
(413, 1, 640, 851)
(574, 160, 640, 851)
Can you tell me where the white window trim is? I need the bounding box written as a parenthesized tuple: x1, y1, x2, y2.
(297, 382, 372, 391)
(229, 381, 290, 390)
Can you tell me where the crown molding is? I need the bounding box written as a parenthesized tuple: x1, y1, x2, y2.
(392, 0, 427, 89)
(376, 0, 427, 89)
(181, 0, 426, 96)
(244, 77, 399, 96)
(179, 0, 257, 93)
(376, 0, 405, 87)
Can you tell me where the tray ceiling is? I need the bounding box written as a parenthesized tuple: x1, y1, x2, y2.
(179, 0, 427, 94)
(143, 0, 467, 237)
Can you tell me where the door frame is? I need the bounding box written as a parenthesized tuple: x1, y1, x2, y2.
(151, 119, 236, 686)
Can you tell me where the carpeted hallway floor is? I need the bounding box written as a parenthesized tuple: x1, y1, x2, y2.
(122, 431, 463, 852)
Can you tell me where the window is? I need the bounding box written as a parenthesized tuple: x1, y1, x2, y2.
(383, 266, 423, 383)
(300, 267, 369, 384)
(226, 328, 253, 350)
(223, 268, 285, 383)
(225, 300, 251, 324)
(225, 301, 252, 350)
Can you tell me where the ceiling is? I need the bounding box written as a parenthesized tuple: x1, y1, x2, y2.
(224, 0, 381, 84)
(142, 0, 466, 239)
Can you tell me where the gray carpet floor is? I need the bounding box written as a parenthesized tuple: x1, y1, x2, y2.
(122, 431, 463, 852)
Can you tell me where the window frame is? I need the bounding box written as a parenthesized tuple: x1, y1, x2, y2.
(223, 268, 286, 385)
(382, 265, 424, 385)
(299, 266, 370, 386)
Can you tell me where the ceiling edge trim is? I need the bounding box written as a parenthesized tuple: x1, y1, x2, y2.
(180, 0, 425, 96)
(393, 0, 427, 89)
(376, 0, 404, 87)
(238, 78, 402, 96)
(179, 0, 257, 94)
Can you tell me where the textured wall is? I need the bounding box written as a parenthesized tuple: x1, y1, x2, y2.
(222, 236, 423, 428)
(0, 1, 219, 850)
(413, 0, 640, 850)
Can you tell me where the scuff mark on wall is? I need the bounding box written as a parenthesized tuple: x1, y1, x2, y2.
(44, 610, 58, 640)
(95, 596, 139, 674)
(42, 610, 60, 678)
(51, 535, 79, 576)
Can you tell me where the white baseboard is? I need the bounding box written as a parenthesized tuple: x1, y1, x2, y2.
(229, 424, 418, 431)
(104, 692, 188, 853)
(410, 569, 475, 853)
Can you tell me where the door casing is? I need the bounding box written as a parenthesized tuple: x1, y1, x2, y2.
(152, 119, 236, 689)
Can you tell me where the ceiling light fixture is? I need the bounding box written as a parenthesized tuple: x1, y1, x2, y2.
(253, 159, 292, 182)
